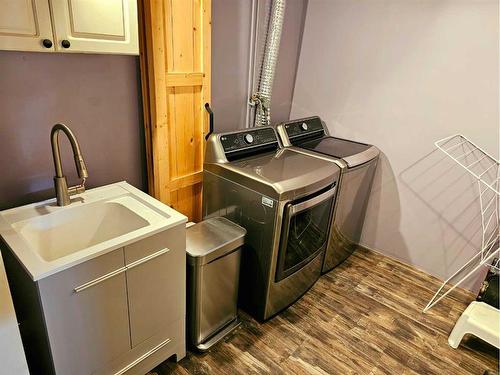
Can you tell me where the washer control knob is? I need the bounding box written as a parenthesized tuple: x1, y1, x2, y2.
(244, 133, 254, 144)
(300, 122, 308, 131)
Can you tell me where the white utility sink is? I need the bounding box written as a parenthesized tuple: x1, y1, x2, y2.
(13, 197, 151, 262)
(0, 182, 186, 280)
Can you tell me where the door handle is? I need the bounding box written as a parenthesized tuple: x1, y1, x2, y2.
(113, 337, 172, 375)
(126, 248, 171, 270)
(289, 186, 336, 215)
(73, 248, 171, 293)
(73, 266, 127, 293)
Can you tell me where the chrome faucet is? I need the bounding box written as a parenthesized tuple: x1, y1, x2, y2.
(50, 123, 88, 206)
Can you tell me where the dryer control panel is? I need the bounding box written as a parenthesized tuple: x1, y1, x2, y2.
(282, 116, 325, 142)
(220, 127, 279, 160)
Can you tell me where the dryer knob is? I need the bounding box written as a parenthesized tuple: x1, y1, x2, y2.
(301, 122, 308, 131)
(244, 134, 254, 144)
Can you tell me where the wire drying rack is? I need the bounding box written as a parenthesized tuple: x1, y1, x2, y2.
(424, 134, 499, 312)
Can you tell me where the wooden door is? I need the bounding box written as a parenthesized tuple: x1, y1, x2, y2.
(0, 0, 54, 52)
(49, 0, 139, 54)
(140, 0, 211, 222)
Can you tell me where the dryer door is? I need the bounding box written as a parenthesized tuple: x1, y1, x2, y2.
(275, 186, 335, 281)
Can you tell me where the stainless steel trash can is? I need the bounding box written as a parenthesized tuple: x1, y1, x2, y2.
(186, 217, 246, 351)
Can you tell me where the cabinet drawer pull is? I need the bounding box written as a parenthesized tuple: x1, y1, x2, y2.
(74, 266, 127, 293)
(113, 338, 171, 375)
(73, 248, 170, 293)
(126, 247, 171, 270)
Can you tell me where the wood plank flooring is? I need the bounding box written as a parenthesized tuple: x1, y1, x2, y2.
(152, 248, 499, 374)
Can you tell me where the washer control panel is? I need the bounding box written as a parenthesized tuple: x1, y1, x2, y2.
(283, 116, 325, 139)
(220, 127, 278, 153)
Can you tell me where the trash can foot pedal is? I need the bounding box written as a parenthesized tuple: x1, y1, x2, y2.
(195, 318, 242, 352)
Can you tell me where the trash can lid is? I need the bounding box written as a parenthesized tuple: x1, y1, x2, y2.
(186, 217, 246, 266)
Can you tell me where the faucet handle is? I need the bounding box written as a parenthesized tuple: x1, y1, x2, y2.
(68, 182, 86, 196)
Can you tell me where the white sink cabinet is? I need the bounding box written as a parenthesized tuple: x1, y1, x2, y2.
(0, 182, 187, 375)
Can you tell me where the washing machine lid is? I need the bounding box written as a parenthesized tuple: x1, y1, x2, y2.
(299, 137, 379, 168)
(205, 148, 340, 201)
(277, 116, 380, 168)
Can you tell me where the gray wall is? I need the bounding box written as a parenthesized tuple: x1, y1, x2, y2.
(212, 0, 307, 131)
(292, 0, 499, 291)
(211, 0, 253, 131)
(270, 0, 308, 125)
(0, 52, 145, 210)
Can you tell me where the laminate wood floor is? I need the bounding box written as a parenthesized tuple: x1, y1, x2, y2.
(152, 248, 499, 375)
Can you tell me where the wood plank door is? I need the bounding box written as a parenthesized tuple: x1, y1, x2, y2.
(140, 0, 211, 222)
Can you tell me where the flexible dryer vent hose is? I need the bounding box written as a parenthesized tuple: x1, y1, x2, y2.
(252, 0, 286, 127)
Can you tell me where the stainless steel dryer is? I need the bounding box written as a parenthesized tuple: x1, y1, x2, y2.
(203, 126, 340, 321)
(276, 116, 379, 273)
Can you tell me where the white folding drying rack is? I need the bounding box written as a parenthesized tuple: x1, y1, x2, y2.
(424, 134, 499, 312)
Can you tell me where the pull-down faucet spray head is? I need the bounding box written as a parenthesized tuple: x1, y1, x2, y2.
(50, 123, 88, 206)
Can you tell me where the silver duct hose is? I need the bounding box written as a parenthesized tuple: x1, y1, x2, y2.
(251, 0, 286, 127)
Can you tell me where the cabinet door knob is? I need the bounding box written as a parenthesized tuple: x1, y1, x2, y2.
(61, 40, 71, 49)
(42, 39, 53, 48)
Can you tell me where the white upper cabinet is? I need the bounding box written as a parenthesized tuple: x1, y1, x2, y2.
(50, 0, 138, 54)
(0, 0, 54, 52)
(0, 0, 138, 55)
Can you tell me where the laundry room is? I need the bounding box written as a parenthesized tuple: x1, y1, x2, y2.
(0, 1, 498, 374)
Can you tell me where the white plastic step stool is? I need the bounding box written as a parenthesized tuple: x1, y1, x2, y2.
(448, 301, 500, 349)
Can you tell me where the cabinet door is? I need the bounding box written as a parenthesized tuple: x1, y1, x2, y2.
(125, 225, 185, 347)
(0, 0, 54, 52)
(49, 0, 139, 54)
(38, 249, 131, 375)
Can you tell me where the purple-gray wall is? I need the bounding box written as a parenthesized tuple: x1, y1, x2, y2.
(0, 0, 306, 208)
(0, 52, 146, 210)
(211, 0, 253, 131)
(270, 0, 308, 125)
(292, 0, 499, 290)
(212, 0, 307, 131)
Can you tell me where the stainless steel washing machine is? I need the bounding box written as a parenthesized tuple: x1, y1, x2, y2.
(202, 126, 340, 321)
(276, 116, 379, 273)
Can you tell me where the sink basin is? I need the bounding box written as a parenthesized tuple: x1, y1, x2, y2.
(0, 182, 187, 280)
(13, 198, 150, 262)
